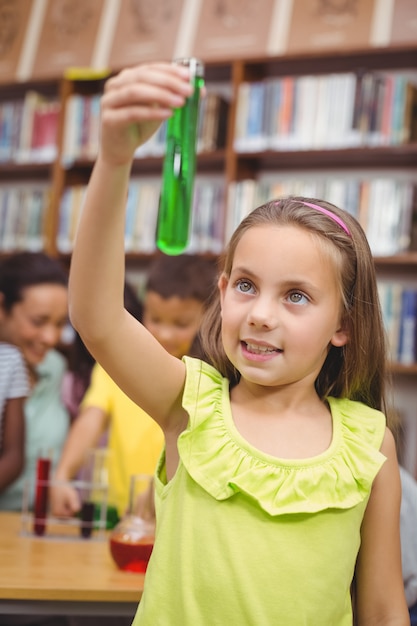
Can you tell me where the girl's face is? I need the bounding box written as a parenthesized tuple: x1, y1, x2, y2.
(219, 225, 348, 390)
(143, 291, 204, 359)
(0, 284, 68, 368)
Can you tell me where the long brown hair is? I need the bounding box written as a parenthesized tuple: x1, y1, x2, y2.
(200, 196, 394, 425)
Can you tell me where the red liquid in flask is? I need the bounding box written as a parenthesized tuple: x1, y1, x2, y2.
(110, 534, 154, 573)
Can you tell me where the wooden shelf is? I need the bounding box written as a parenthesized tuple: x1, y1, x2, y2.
(0, 162, 54, 180)
(374, 252, 417, 267)
(239, 44, 417, 79)
(234, 145, 417, 175)
(390, 362, 417, 375)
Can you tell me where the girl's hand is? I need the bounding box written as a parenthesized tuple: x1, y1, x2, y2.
(49, 481, 81, 518)
(99, 62, 194, 166)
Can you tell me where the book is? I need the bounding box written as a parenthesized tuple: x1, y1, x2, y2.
(56, 185, 86, 252)
(30, 99, 60, 163)
(14, 189, 32, 250)
(108, 0, 186, 69)
(26, 187, 48, 251)
(15, 90, 42, 162)
(30, 0, 105, 79)
(401, 80, 417, 145)
(61, 93, 84, 165)
(192, 0, 278, 60)
(234, 82, 268, 152)
(124, 181, 140, 253)
(0, 188, 19, 250)
(398, 288, 417, 365)
(286, 0, 376, 54)
(188, 176, 226, 253)
(377, 281, 403, 363)
(57, 187, 73, 253)
(198, 93, 229, 153)
(390, 0, 417, 46)
(0, 0, 34, 83)
(0, 101, 15, 162)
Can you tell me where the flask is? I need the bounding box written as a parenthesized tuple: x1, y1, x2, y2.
(156, 58, 204, 255)
(109, 474, 155, 573)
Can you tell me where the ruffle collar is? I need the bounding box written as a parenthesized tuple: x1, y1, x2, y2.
(177, 357, 386, 516)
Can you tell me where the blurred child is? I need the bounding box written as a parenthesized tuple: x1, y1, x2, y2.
(51, 256, 216, 518)
(142, 253, 217, 360)
(0, 252, 69, 511)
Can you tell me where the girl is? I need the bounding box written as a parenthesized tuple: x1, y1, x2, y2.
(0, 252, 69, 511)
(69, 63, 409, 624)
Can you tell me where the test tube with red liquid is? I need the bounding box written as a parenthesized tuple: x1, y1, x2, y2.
(33, 456, 51, 536)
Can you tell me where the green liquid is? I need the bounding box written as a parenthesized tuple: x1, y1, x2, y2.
(77, 502, 120, 530)
(156, 72, 204, 255)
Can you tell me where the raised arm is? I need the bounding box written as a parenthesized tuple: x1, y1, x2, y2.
(69, 63, 193, 431)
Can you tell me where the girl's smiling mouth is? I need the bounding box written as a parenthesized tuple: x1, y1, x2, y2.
(241, 341, 283, 360)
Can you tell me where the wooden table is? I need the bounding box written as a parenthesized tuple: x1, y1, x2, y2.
(0, 512, 143, 617)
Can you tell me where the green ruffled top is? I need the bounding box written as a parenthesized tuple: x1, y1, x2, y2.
(133, 357, 387, 626)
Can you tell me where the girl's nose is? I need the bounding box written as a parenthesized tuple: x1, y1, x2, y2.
(247, 297, 278, 328)
(154, 324, 174, 342)
(40, 325, 62, 347)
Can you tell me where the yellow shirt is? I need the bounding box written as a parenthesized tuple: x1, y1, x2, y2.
(81, 363, 164, 515)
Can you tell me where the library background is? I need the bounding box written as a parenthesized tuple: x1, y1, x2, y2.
(0, 0, 416, 476)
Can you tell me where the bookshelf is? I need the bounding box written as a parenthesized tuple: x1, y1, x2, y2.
(0, 44, 416, 472)
(222, 46, 417, 475)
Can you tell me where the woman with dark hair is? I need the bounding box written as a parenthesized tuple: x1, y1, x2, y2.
(0, 252, 69, 511)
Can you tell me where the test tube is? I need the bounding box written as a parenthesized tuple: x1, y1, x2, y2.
(33, 455, 51, 536)
(156, 58, 205, 255)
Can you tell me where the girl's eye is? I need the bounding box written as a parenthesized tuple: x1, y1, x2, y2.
(288, 292, 308, 305)
(235, 279, 254, 294)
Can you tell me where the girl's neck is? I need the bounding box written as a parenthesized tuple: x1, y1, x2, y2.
(230, 382, 333, 460)
(231, 379, 323, 414)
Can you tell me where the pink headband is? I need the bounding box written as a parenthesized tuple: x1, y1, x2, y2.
(301, 201, 351, 236)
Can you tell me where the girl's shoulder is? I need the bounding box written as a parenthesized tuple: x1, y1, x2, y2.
(0, 342, 23, 359)
(0, 343, 26, 376)
(327, 396, 386, 450)
(181, 356, 228, 424)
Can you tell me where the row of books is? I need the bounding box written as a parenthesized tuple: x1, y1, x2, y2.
(0, 92, 60, 164)
(378, 282, 417, 365)
(226, 175, 416, 257)
(62, 91, 229, 166)
(1, 173, 415, 257)
(1, 174, 414, 256)
(234, 71, 417, 152)
(57, 176, 226, 255)
(0, 184, 49, 251)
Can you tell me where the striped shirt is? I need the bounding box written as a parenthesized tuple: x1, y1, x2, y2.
(0, 343, 29, 448)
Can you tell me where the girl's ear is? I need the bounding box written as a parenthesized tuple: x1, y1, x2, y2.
(218, 274, 228, 310)
(330, 325, 349, 348)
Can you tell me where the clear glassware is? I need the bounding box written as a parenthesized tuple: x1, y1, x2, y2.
(109, 474, 155, 573)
